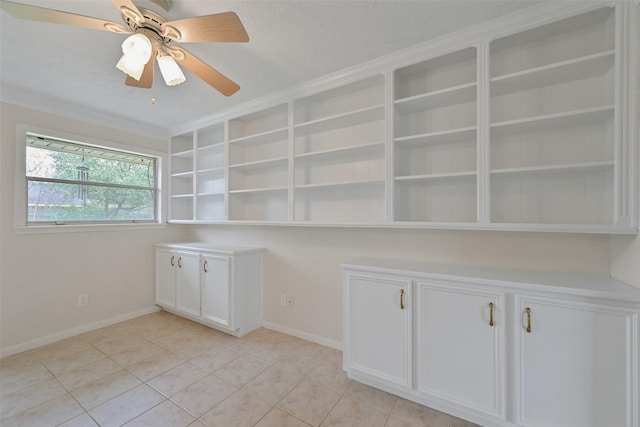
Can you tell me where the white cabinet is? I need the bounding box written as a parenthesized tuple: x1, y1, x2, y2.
(175, 251, 201, 317)
(417, 282, 504, 418)
(155, 248, 177, 308)
(515, 296, 634, 427)
(201, 255, 231, 327)
(342, 259, 640, 427)
(343, 270, 412, 390)
(155, 243, 263, 337)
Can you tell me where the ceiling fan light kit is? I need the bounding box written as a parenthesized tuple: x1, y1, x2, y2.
(116, 33, 153, 81)
(0, 0, 249, 96)
(157, 54, 185, 86)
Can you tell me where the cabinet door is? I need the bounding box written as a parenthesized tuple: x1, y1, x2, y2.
(344, 271, 411, 388)
(516, 296, 634, 427)
(201, 255, 231, 328)
(176, 251, 201, 317)
(155, 248, 176, 308)
(417, 282, 504, 418)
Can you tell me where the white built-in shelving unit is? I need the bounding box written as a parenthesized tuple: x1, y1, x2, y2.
(227, 104, 289, 221)
(393, 47, 478, 224)
(293, 75, 386, 223)
(489, 7, 617, 227)
(168, 2, 638, 234)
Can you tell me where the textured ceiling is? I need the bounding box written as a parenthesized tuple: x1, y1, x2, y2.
(0, 0, 538, 135)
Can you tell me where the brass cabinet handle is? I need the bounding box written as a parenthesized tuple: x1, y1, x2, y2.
(170, 255, 175, 267)
(400, 289, 405, 310)
(489, 302, 494, 327)
(525, 307, 531, 333)
(178, 257, 182, 268)
(203, 260, 208, 273)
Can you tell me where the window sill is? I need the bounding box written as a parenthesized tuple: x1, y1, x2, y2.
(13, 222, 167, 235)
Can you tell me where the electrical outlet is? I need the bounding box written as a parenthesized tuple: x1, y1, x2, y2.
(285, 294, 294, 307)
(78, 294, 89, 307)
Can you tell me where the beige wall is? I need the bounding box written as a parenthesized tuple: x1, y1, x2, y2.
(0, 100, 635, 355)
(186, 224, 612, 346)
(0, 103, 181, 355)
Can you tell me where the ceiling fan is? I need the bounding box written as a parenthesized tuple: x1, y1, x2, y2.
(0, 0, 249, 96)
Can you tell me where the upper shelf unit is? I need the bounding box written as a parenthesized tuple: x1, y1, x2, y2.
(489, 6, 617, 227)
(293, 76, 387, 223)
(167, 3, 637, 234)
(169, 131, 195, 221)
(393, 47, 478, 224)
(228, 104, 289, 221)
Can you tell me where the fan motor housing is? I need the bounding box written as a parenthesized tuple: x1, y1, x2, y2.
(122, 7, 174, 43)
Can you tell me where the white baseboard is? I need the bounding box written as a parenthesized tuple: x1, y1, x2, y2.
(0, 306, 160, 359)
(262, 320, 343, 351)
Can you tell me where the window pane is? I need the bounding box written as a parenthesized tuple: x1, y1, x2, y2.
(28, 181, 155, 222)
(26, 146, 155, 188)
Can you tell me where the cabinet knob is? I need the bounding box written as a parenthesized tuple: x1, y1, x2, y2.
(489, 302, 494, 327)
(525, 307, 531, 333)
(170, 255, 175, 267)
(400, 289, 405, 310)
(178, 257, 182, 268)
(203, 260, 208, 273)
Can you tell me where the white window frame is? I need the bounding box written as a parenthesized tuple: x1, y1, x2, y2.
(14, 124, 167, 233)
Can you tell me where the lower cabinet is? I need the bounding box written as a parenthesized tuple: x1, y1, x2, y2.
(201, 255, 231, 327)
(343, 271, 412, 390)
(515, 296, 633, 427)
(155, 243, 263, 337)
(175, 250, 201, 317)
(342, 260, 640, 427)
(417, 282, 504, 419)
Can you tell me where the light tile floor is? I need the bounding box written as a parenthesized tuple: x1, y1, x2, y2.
(1, 311, 481, 427)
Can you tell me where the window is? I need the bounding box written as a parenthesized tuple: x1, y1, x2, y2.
(25, 133, 159, 225)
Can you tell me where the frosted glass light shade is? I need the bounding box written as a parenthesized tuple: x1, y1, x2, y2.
(116, 54, 146, 80)
(121, 33, 152, 63)
(158, 55, 186, 86)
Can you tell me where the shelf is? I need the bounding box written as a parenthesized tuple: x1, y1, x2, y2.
(197, 142, 225, 153)
(491, 50, 614, 96)
(229, 186, 288, 195)
(197, 167, 224, 175)
(294, 104, 385, 135)
(394, 82, 477, 115)
(197, 192, 225, 197)
(395, 127, 477, 147)
(296, 179, 385, 191)
(229, 157, 288, 170)
(491, 105, 614, 136)
(171, 171, 194, 178)
(171, 149, 194, 158)
(229, 127, 288, 146)
(171, 194, 194, 199)
(395, 171, 477, 183)
(491, 161, 614, 176)
(295, 141, 384, 161)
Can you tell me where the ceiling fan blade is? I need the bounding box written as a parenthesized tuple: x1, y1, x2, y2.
(125, 54, 155, 88)
(169, 47, 240, 96)
(0, 0, 129, 33)
(111, 0, 145, 26)
(162, 12, 249, 43)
